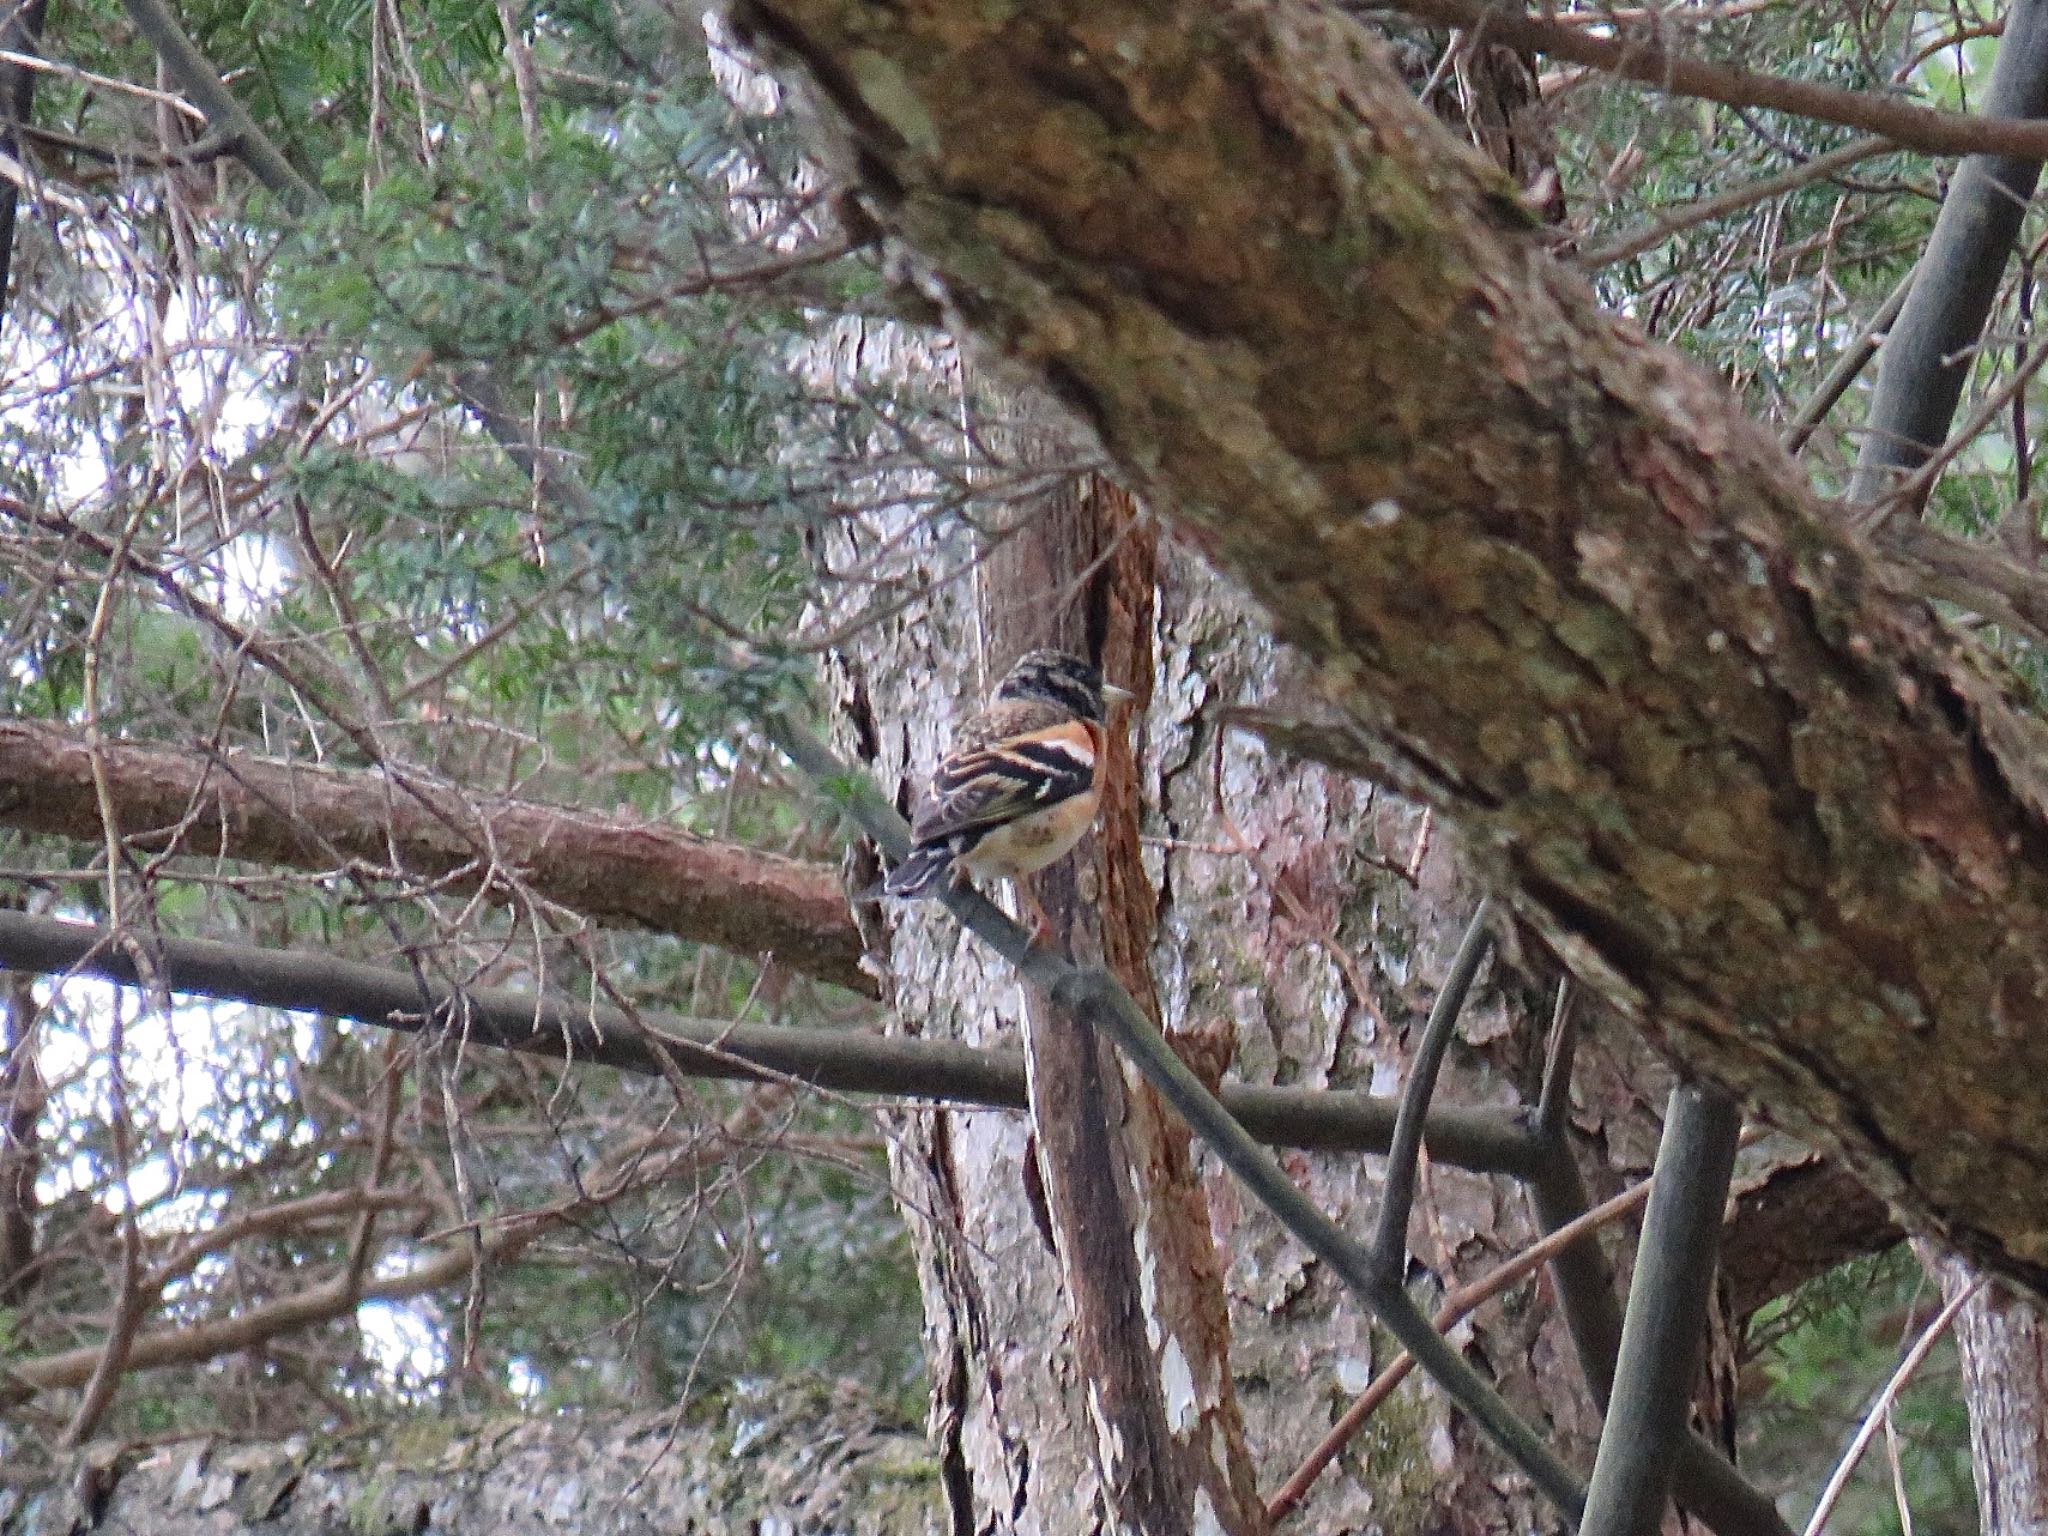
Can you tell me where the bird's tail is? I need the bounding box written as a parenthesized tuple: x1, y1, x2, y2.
(867, 844, 955, 901)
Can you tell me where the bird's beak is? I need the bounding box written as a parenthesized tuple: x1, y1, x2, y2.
(1101, 681, 1137, 706)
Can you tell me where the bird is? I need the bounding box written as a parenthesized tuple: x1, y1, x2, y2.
(876, 649, 1133, 927)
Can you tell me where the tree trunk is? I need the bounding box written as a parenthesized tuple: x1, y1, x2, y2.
(824, 347, 1269, 1530)
(828, 401, 1624, 1528)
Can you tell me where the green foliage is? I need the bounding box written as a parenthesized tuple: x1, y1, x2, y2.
(1744, 1248, 1977, 1535)
(0, 0, 933, 1445)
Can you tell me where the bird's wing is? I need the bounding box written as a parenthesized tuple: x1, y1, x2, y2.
(910, 718, 1099, 844)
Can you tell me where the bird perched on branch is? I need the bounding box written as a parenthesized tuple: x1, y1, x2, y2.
(876, 649, 1133, 922)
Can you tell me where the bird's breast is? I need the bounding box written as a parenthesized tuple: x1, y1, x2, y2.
(961, 789, 1102, 877)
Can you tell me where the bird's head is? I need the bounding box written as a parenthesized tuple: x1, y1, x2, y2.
(996, 649, 1135, 723)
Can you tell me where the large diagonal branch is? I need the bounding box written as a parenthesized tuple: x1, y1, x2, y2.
(0, 717, 871, 993)
(724, 0, 2048, 1291)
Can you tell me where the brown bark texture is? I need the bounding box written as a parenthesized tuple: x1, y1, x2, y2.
(0, 1383, 940, 1535)
(1146, 561, 1616, 1533)
(0, 718, 868, 994)
(724, 0, 2048, 1290)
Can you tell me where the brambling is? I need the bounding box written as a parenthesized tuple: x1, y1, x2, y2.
(878, 649, 1133, 919)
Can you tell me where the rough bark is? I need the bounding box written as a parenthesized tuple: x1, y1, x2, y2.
(0, 718, 869, 994)
(822, 308, 1269, 1527)
(0, 1382, 941, 1535)
(1144, 566, 1614, 1533)
(724, 0, 2048, 1293)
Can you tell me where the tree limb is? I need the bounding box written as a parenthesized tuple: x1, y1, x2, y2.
(0, 716, 873, 993)
(0, 907, 1547, 1166)
(1719, 1153, 1900, 1319)
(1847, 0, 2048, 511)
(1526, 1147, 1785, 1536)
(1580, 136, 1893, 272)
(1368, 900, 1491, 1273)
(1368, 0, 2048, 160)
(1579, 1084, 1742, 1536)
(113, 0, 312, 200)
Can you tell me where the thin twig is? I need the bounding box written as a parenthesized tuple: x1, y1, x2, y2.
(1783, 266, 1916, 455)
(1800, 1276, 1984, 1536)
(1856, 331, 2048, 527)
(1268, 1164, 1658, 1522)
(1535, 979, 1577, 1145)
(0, 45, 206, 118)
(1582, 136, 1892, 270)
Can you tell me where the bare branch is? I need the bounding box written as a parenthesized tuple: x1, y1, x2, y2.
(114, 0, 313, 201)
(1372, 0, 2048, 160)
(1581, 137, 1893, 271)
(1270, 1164, 1654, 1524)
(0, 0, 50, 333)
(1579, 1085, 1743, 1536)
(1847, 0, 2048, 511)
(1, 1126, 724, 1402)
(1527, 1148, 1786, 1536)
(1368, 900, 1491, 1273)
(0, 908, 1548, 1166)
(0, 716, 873, 993)
(1800, 1275, 1985, 1536)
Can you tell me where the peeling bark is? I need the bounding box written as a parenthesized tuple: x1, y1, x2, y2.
(829, 347, 1269, 1527)
(725, 0, 2048, 1292)
(0, 718, 869, 994)
(1144, 564, 1601, 1533)
(978, 465, 1265, 1534)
